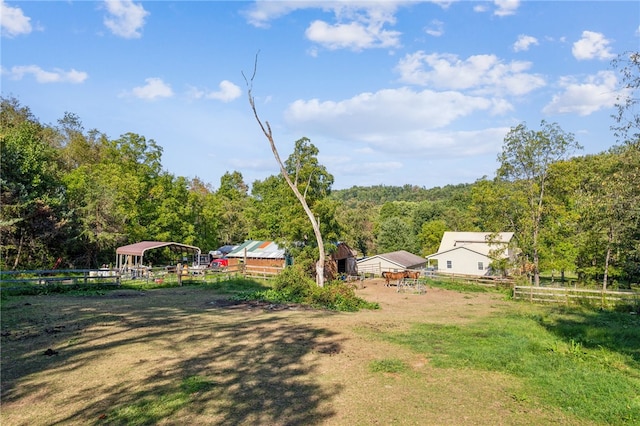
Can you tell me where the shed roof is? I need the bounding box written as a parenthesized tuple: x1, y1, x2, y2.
(358, 250, 426, 269)
(331, 242, 357, 260)
(226, 240, 286, 259)
(116, 241, 201, 257)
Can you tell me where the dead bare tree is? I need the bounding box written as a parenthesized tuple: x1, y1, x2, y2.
(243, 54, 326, 287)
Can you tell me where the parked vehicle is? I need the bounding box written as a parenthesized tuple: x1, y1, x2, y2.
(209, 257, 229, 270)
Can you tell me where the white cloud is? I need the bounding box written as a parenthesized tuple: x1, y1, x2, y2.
(284, 87, 498, 146)
(190, 80, 241, 102)
(473, 4, 488, 13)
(284, 87, 511, 165)
(474, 0, 519, 16)
(306, 19, 400, 51)
(0, 0, 32, 37)
(494, 0, 520, 16)
(2, 65, 87, 83)
(103, 0, 149, 39)
(129, 77, 173, 100)
(395, 51, 545, 96)
(425, 19, 444, 37)
(242, 1, 311, 28)
(513, 34, 538, 52)
(305, 4, 402, 51)
(542, 71, 618, 116)
(572, 31, 615, 61)
(244, 2, 402, 51)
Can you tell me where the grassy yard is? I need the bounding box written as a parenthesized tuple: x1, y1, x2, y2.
(1, 278, 638, 425)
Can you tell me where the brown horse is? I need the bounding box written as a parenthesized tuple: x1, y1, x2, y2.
(404, 270, 421, 280)
(382, 271, 407, 286)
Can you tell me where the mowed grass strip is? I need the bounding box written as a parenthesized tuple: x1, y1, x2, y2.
(376, 305, 640, 425)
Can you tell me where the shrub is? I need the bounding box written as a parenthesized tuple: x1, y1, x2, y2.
(273, 265, 315, 301)
(306, 280, 379, 311)
(234, 269, 379, 312)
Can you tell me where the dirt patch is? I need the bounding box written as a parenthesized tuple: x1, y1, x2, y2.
(0, 279, 584, 426)
(206, 298, 314, 311)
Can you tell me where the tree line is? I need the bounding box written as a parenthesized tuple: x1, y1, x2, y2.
(2, 53, 638, 287)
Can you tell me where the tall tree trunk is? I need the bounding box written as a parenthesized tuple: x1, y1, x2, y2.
(244, 59, 325, 286)
(12, 233, 24, 270)
(532, 225, 541, 286)
(603, 226, 614, 291)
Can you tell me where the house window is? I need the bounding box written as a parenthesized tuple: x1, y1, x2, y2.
(478, 261, 484, 270)
(446, 260, 452, 269)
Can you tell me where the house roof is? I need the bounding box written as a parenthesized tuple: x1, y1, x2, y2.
(424, 232, 514, 259)
(437, 232, 513, 254)
(426, 245, 493, 260)
(358, 250, 426, 269)
(116, 241, 201, 257)
(226, 240, 286, 259)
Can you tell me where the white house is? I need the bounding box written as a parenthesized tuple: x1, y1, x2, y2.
(425, 232, 515, 276)
(357, 250, 427, 276)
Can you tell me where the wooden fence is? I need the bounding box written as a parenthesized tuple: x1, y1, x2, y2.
(0, 263, 286, 292)
(428, 271, 515, 288)
(513, 285, 640, 309)
(0, 269, 121, 291)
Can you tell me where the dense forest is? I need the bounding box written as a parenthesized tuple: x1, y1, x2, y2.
(2, 53, 638, 286)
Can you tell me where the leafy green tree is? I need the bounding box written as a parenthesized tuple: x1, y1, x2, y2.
(335, 201, 378, 257)
(378, 217, 415, 253)
(215, 171, 249, 245)
(611, 51, 640, 147)
(284, 137, 333, 201)
(541, 159, 581, 283)
(574, 149, 640, 287)
(417, 219, 447, 256)
(188, 177, 222, 251)
(497, 121, 582, 285)
(0, 97, 67, 269)
(609, 51, 640, 284)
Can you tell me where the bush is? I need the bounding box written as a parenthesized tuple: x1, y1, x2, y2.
(234, 267, 379, 312)
(273, 265, 315, 302)
(306, 280, 379, 311)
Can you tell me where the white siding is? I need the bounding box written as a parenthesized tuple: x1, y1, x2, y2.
(357, 257, 404, 275)
(429, 248, 491, 276)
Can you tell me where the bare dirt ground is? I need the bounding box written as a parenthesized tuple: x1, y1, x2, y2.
(0, 279, 586, 425)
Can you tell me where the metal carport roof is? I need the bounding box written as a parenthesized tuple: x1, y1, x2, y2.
(115, 241, 202, 269)
(116, 241, 201, 256)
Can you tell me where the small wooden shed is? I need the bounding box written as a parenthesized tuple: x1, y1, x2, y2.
(330, 242, 358, 276)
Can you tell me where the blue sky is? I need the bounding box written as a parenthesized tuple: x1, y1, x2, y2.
(2, 1, 638, 190)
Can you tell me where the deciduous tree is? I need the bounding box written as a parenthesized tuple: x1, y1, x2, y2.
(497, 121, 582, 285)
(245, 58, 328, 286)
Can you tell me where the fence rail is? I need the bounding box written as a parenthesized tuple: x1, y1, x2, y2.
(0, 269, 121, 290)
(428, 271, 515, 288)
(1, 264, 286, 292)
(513, 285, 640, 308)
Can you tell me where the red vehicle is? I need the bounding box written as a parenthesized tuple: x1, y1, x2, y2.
(209, 258, 229, 269)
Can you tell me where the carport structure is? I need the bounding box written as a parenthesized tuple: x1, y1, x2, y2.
(115, 241, 201, 270)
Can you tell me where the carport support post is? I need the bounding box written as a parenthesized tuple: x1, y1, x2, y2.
(177, 263, 182, 286)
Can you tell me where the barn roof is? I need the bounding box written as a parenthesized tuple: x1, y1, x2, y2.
(226, 240, 286, 259)
(116, 241, 201, 256)
(331, 242, 357, 260)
